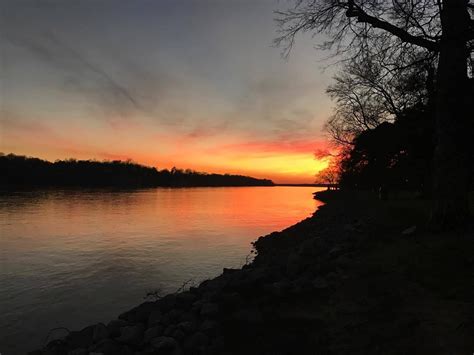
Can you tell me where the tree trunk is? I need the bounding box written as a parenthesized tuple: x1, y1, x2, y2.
(431, 0, 471, 227)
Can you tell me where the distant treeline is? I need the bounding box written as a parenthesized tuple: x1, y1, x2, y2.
(0, 153, 274, 188)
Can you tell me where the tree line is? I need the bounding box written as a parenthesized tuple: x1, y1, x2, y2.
(0, 153, 274, 188)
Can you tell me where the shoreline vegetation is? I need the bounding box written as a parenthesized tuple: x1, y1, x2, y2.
(31, 190, 474, 355)
(0, 153, 274, 188)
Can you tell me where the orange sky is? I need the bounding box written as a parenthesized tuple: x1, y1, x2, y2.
(0, 0, 336, 184)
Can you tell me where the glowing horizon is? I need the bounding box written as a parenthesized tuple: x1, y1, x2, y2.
(0, 0, 335, 184)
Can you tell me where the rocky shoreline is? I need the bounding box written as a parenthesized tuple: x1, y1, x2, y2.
(31, 190, 474, 355)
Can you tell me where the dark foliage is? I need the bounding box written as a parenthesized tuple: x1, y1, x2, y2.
(0, 154, 274, 188)
(338, 101, 474, 193)
(339, 105, 434, 191)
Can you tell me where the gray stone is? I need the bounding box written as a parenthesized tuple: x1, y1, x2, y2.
(107, 319, 128, 338)
(286, 252, 301, 276)
(164, 324, 177, 336)
(200, 319, 219, 336)
(117, 325, 144, 345)
(312, 277, 329, 289)
(119, 301, 157, 323)
(200, 302, 219, 318)
(172, 329, 185, 341)
(177, 321, 196, 334)
(66, 325, 94, 348)
(150, 336, 179, 351)
(175, 292, 197, 309)
(67, 348, 87, 355)
(183, 332, 209, 351)
(232, 308, 263, 324)
(147, 309, 163, 327)
(402, 225, 417, 236)
(93, 323, 109, 343)
(89, 339, 122, 355)
(144, 325, 164, 343)
(158, 295, 177, 312)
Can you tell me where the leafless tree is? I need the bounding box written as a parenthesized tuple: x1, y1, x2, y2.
(276, 0, 474, 227)
(324, 46, 435, 147)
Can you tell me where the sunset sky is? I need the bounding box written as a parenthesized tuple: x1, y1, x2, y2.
(0, 0, 335, 183)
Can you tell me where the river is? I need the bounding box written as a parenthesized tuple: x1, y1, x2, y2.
(0, 186, 323, 354)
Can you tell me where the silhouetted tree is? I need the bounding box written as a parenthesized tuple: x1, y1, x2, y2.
(276, 0, 473, 226)
(325, 49, 435, 147)
(315, 158, 341, 188)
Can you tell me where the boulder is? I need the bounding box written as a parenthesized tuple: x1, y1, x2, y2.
(200, 303, 219, 318)
(118, 301, 158, 323)
(183, 332, 209, 351)
(150, 336, 180, 353)
(107, 319, 129, 338)
(66, 325, 94, 349)
(144, 325, 164, 343)
(312, 277, 329, 289)
(147, 309, 163, 327)
(89, 339, 122, 355)
(116, 324, 144, 345)
(92, 323, 109, 343)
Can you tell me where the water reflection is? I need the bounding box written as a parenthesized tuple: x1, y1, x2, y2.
(0, 186, 323, 354)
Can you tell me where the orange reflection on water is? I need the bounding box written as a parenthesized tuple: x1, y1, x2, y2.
(0, 186, 323, 355)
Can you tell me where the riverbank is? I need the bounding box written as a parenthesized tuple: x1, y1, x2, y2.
(31, 190, 474, 355)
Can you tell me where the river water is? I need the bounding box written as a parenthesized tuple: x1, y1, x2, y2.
(0, 186, 323, 354)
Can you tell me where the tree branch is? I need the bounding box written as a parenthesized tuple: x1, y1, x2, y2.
(346, 0, 439, 51)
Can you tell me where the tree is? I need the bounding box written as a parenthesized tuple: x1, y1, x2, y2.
(325, 49, 435, 147)
(276, 0, 473, 227)
(315, 157, 341, 187)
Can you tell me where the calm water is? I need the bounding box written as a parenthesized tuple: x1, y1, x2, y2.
(0, 186, 323, 354)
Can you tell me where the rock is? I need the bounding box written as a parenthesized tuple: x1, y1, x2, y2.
(200, 302, 219, 318)
(164, 324, 177, 336)
(177, 311, 197, 323)
(144, 325, 164, 343)
(312, 277, 329, 289)
(172, 328, 186, 341)
(89, 339, 122, 355)
(159, 294, 177, 312)
(402, 225, 417, 236)
(66, 325, 94, 348)
(223, 267, 239, 275)
(107, 319, 129, 338)
(118, 345, 134, 355)
(150, 336, 179, 352)
(183, 332, 209, 351)
(147, 309, 163, 327)
(175, 292, 197, 309)
(67, 348, 87, 355)
(191, 300, 204, 313)
(93, 323, 109, 343)
(231, 307, 263, 324)
(271, 280, 291, 296)
(161, 308, 182, 324)
(177, 321, 196, 334)
(117, 324, 144, 345)
(286, 252, 301, 276)
(200, 319, 219, 336)
(119, 301, 158, 323)
(293, 276, 312, 293)
(219, 292, 242, 307)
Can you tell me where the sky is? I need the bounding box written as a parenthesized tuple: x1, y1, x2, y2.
(0, 0, 336, 184)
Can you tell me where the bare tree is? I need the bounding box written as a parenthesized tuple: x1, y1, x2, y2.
(315, 159, 341, 187)
(324, 46, 435, 147)
(276, 0, 474, 227)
